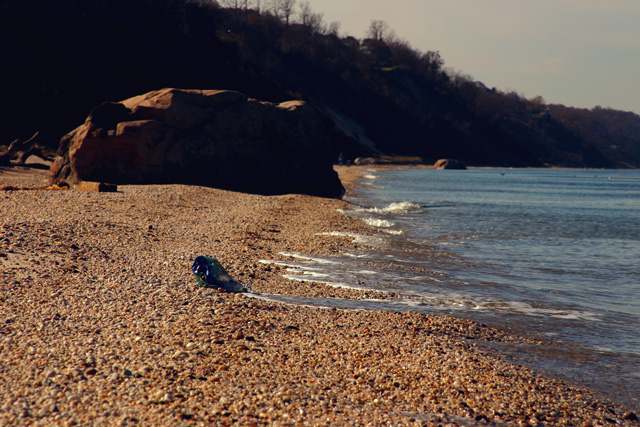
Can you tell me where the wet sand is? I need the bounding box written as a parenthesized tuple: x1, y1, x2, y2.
(1, 164, 638, 426)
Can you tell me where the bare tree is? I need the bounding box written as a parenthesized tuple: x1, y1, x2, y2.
(327, 21, 340, 37)
(299, 1, 325, 34)
(367, 19, 389, 41)
(299, 1, 312, 25)
(268, 0, 282, 20)
(219, 0, 240, 10)
(281, 0, 295, 25)
(242, 0, 250, 19)
(219, 0, 251, 20)
(422, 50, 445, 74)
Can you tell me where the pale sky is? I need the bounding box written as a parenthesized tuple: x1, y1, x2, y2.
(307, 0, 640, 114)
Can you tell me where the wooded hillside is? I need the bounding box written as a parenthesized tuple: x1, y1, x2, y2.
(2, 0, 639, 168)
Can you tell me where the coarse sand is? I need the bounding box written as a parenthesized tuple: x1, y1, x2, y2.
(1, 164, 638, 426)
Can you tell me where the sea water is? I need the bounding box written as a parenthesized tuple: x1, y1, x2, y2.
(257, 168, 640, 410)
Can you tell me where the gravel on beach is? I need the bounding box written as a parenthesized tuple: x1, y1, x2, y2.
(1, 165, 638, 426)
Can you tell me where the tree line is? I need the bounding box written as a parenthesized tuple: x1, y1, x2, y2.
(1, 0, 638, 167)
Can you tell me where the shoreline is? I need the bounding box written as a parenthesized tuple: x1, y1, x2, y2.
(1, 165, 638, 425)
(339, 165, 640, 408)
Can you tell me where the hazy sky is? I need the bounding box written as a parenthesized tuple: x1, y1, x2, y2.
(308, 0, 640, 114)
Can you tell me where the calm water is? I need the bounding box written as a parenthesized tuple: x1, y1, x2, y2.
(258, 168, 640, 410)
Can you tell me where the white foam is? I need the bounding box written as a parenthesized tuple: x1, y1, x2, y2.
(450, 297, 601, 321)
(343, 252, 369, 258)
(383, 229, 404, 235)
(593, 345, 617, 354)
(281, 275, 379, 292)
(363, 218, 395, 228)
(258, 256, 604, 323)
(383, 201, 423, 213)
(358, 201, 423, 214)
(278, 252, 341, 265)
(409, 275, 445, 283)
(285, 270, 329, 278)
(318, 231, 365, 239)
(317, 231, 388, 247)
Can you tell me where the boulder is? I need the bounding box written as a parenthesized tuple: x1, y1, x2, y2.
(433, 159, 467, 170)
(49, 88, 344, 198)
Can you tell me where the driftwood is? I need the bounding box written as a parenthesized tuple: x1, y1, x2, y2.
(0, 132, 55, 166)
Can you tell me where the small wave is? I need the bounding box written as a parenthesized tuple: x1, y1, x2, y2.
(317, 231, 373, 243)
(277, 252, 342, 264)
(593, 345, 618, 354)
(383, 201, 423, 213)
(343, 252, 369, 258)
(422, 201, 457, 209)
(368, 201, 455, 214)
(470, 299, 602, 321)
(367, 201, 423, 214)
(363, 218, 395, 228)
(317, 231, 392, 248)
(260, 255, 602, 323)
(384, 229, 404, 235)
(281, 276, 381, 292)
(358, 270, 378, 275)
(286, 270, 330, 279)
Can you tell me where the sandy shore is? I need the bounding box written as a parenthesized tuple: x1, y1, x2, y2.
(1, 164, 638, 426)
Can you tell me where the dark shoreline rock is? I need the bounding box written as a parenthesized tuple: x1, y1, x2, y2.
(433, 159, 467, 170)
(353, 156, 425, 165)
(50, 88, 344, 198)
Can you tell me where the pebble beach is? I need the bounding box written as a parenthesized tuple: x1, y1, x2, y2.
(1, 164, 638, 426)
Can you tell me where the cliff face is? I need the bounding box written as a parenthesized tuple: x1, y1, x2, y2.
(2, 0, 638, 169)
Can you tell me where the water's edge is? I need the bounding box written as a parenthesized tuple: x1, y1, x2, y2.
(260, 166, 640, 412)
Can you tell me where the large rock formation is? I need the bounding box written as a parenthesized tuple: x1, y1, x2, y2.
(49, 88, 344, 198)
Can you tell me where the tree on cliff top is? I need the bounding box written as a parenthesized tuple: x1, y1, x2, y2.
(1, 0, 637, 167)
